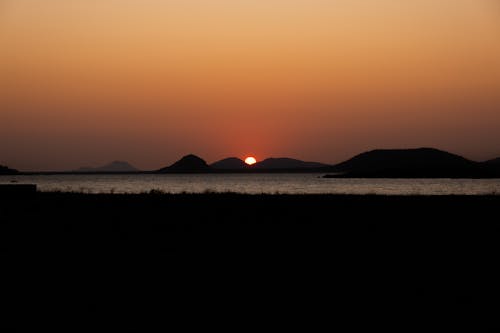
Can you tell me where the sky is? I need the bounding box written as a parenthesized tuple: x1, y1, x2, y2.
(1, 0, 500, 171)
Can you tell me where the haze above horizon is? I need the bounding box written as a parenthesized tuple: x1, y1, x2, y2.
(1, 0, 500, 171)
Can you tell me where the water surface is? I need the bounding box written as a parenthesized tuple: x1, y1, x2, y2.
(2, 174, 500, 195)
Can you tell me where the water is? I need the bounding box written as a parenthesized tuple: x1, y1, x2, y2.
(2, 174, 500, 195)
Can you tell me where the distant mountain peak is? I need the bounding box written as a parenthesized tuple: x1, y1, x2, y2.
(159, 154, 210, 173)
(336, 148, 472, 168)
(332, 147, 478, 177)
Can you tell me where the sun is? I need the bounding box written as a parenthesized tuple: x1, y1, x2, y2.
(245, 157, 257, 165)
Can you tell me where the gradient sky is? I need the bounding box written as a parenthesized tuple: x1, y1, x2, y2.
(1, 0, 500, 171)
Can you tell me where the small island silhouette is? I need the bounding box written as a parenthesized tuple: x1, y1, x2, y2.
(158, 154, 211, 173)
(324, 147, 499, 178)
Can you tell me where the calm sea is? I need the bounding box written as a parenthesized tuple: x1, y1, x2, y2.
(2, 174, 500, 195)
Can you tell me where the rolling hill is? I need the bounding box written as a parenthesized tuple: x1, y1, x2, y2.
(329, 148, 482, 178)
(159, 154, 211, 173)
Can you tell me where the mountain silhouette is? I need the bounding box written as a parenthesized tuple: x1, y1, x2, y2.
(481, 157, 500, 176)
(330, 148, 480, 178)
(159, 154, 211, 173)
(0, 165, 18, 175)
(211, 157, 248, 169)
(254, 158, 329, 170)
(485, 157, 500, 165)
(76, 161, 139, 173)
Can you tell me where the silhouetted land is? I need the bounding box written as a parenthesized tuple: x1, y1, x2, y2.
(161, 148, 500, 176)
(10, 148, 500, 177)
(1, 192, 499, 328)
(327, 148, 500, 178)
(0, 165, 18, 175)
(210, 157, 329, 170)
(486, 157, 500, 165)
(161, 154, 330, 173)
(0, 184, 36, 195)
(158, 154, 211, 173)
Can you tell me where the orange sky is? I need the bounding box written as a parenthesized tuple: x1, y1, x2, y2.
(1, 0, 500, 171)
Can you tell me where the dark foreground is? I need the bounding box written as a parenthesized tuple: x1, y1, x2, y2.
(1, 192, 500, 329)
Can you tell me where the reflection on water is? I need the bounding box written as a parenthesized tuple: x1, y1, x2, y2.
(1, 174, 500, 195)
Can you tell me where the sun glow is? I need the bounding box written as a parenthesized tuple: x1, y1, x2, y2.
(245, 157, 257, 165)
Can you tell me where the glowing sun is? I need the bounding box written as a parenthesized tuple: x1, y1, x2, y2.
(245, 157, 257, 165)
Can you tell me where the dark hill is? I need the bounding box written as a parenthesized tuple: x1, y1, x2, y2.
(331, 148, 480, 178)
(211, 157, 248, 170)
(159, 154, 211, 173)
(254, 158, 329, 170)
(485, 157, 500, 165)
(77, 161, 139, 173)
(481, 157, 500, 176)
(0, 165, 18, 175)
